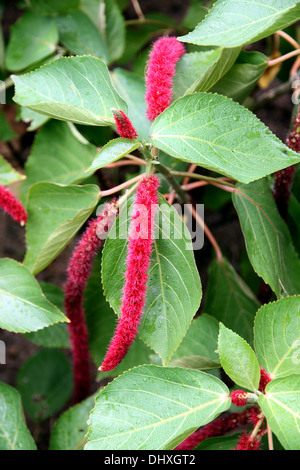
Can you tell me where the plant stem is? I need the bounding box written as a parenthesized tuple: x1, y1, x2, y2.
(154, 162, 188, 203)
(130, 0, 144, 20)
(276, 30, 300, 50)
(170, 170, 236, 188)
(101, 174, 144, 197)
(267, 421, 274, 450)
(268, 48, 300, 67)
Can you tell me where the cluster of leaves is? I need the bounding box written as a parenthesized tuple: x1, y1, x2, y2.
(0, 0, 300, 451)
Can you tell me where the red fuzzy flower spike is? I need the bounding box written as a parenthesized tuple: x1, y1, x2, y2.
(0, 185, 27, 225)
(235, 432, 262, 450)
(258, 367, 272, 393)
(64, 201, 118, 403)
(99, 175, 160, 372)
(112, 109, 138, 139)
(145, 37, 185, 121)
(231, 390, 250, 407)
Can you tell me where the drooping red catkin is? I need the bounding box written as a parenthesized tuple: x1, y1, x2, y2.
(99, 175, 160, 372)
(64, 201, 118, 403)
(0, 185, 27, 225)
(258, 367, 272, 393)
(112, 109, 138, 139)
(235, 431, 262, 450)
(175, 407, 260, 450)
(145, 37, 185, 121)
(231, 390, 250, 407)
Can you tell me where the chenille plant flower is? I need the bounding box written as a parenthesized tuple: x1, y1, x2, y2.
(0, 185, 27, 225)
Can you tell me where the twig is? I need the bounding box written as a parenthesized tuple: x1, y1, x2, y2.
(130, 0, 144, 20)
(268, 48, 300, 67)
(182, 164, 197, 186)
(101, 174, 143, 197)
(267, 421, 274, 450)
(275, 30, 300, 51)
(170, 170, 236, 188)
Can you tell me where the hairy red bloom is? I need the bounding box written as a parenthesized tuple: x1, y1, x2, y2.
(64, 201, 118, 403)
(175, 407, 259, 450)
(112, 109, 138, 139)
(99, 175, 160, 372)
(231, 390, 250, 407)
(0, 185, 27, 225)
(235, 431, 262, 450)
(145, 36, 185, 121)
(258, 367, 272, 393)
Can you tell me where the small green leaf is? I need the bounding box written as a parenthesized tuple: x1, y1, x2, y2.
(204, 257, 260, 345)
(0, 258, 68, 333)
(150, 93, 300, 183)
(18, 106, 49, 132)
(218, 323, 261, 391)
(89, 137, 141, 172)
(28, 0, 79, 15)
(0, 155, 24, 186)
(24, 182, 101, 274)
(254, 296, 300, 379)
(49, 394, 96, 450)
(16, 349, 73, 422)
(258, 375, 300, 450)
(12, 56, 127, 126)
(232, 179, 300, 297)
(85, 365, 230, 450)
(178, 0, 300, 48)
(5, 10, 58, 72)
(0, 382, 37, 450)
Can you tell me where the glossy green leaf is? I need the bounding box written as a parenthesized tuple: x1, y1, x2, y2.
(24, 183, 101, 275)
(111, 68, 151, 141)
(204, 257, 260, 345)
(56, 10, 109, 61)
(16, 349, 73, 422)
(258, 375, 300, 450)
(49, 394, 96, 450)
(150, 93, 300, 183)
(232, 179, 300, 297)
(218, 323, 261, 391)
(0, 382, 36, 450)
(28, 0, 79, 15)
(0, 258, 68, 333)
(5, 10, 58, 72)
(179, 0, 300, 48)
(0, 155, 24, 186)
(89, 138, 141, 172)
(12, 56, 127, 126)
(85, 365, 230, 450)
(254, 296, 300, 379)
(173, 47, 240, 99)
(102, 194, 202, 365)
(23, 120, 97, 197)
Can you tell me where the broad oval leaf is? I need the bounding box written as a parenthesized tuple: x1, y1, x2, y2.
(150, 93, 300, 183)
(258, 375, 300, 450)
(85, 365, 230, 450)
(0, 258, 68, 333)
(0, 382, 37, 450)
(5, 10, 58, 72)
(89, 137, 141, 172)
(24, 182, 101, 275)
(232, 179, 300, 297)
(101, 194, 202, 365)
(178, 0, 300, 48)
(12, 56, 127, 126)
(254, 296, 300, 379)
(218, 323, 261, 391)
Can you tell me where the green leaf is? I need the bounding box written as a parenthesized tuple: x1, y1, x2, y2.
(56, 10, 109, 62)
(84, 255, 157, 377)
(49, 394, 96, 450)
(0, 382, 37, 450)
(179, 0, 300, 48)
(232, 179, 300, 297)
(12, 56, 127, 126)
(16, 349, 73, 422)
(22, 120, 97, 197)
(18, 106, 49, 132)
(89, 137, 141, 172)
(111, 68, 151, 141)
(0, 155, 24, 186)
(218, 323, 261, 391)
(0, 259, 68, 333)
(24, 282, 70, 348)
(150, 93, 300, 183)
(170, 314, 220, 366)
(24, 182, 101, 275)
(102, 194, 202, 365)
(258, 375, 300, 450)
(85, 365, 230, 450)
(0, 108, 17, 142)
(204, 257, 260, 345)
(254, 296, 300, 379)
(210, 50, 268, 103)
(28, 0, 79, 15)
(5, 10, 58, 72)
(173, 47, 240, 99)
(194, 433, 240, 450)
